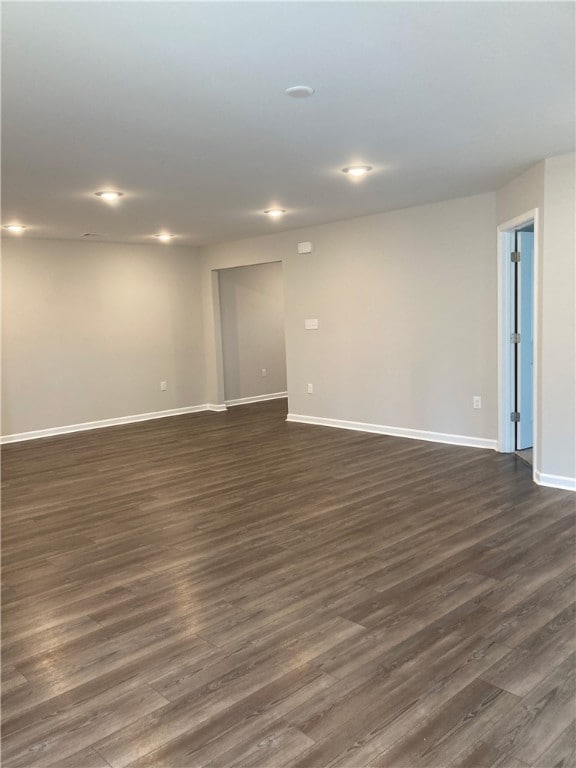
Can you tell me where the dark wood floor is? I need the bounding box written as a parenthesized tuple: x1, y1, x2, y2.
(2, 399, 575, 768)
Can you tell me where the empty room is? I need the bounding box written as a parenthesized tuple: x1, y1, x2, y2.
(2, 2, 575, 767)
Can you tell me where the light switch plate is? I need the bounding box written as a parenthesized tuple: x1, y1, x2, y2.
(304, 319, 319, 330)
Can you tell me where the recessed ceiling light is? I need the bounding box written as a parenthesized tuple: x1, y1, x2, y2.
(94, 190, 124, 201)
(285, 85, 315, 98)
(154, 233, 175, 242)
(264, 209, 286, 218)
(342, 165, 373, 177)
(2, 224, 27, 233)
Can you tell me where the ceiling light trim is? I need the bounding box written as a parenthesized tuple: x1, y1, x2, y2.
(94, 190, 124, 201)
(341, 165, 373, 177)
(153, 233, 176, 242)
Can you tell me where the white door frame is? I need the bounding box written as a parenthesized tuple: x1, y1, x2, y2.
(497, 209, 540, 481)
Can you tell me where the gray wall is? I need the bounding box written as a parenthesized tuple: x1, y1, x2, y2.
(2, 239, 204, 434)
(202, 192, 498, 441)
(542, 154, 575, 480)
(3, 156, 573, 486)
(219, 262, 286, 402)
(496, 154, 576, 482)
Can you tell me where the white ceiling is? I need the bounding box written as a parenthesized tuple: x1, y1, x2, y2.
(2, 1, 574, 246)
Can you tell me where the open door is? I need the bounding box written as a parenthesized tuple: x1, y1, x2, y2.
(514, 228, 534, 450)
(498, 210, 538, 470)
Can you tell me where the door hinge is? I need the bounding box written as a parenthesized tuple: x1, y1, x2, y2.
(510, 332, 521, 343)
(511, 412, 521, 422)
(511, 251, 521, 262)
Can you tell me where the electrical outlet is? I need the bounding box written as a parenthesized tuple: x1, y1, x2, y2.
(473, 395, 482, 409)
(261, 368, 267, 377)
(307, 383, 314, 394)
(160, 380, 167, 391)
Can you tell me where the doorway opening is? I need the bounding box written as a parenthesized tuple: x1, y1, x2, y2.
(498, 211, 539, 477)
(216, 261, 287, 407)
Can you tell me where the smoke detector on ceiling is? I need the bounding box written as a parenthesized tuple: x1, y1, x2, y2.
(285, 85, 315, 98)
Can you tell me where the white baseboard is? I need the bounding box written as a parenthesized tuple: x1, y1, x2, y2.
(534, 470, 576, 492)
(225, 392, 288, 407)
(1, 404, 218, 444)
(205, 404, 228, 412)
(286, 413, 497, 450)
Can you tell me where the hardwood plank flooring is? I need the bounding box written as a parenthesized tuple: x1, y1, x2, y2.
(2, 399, 575, 768)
